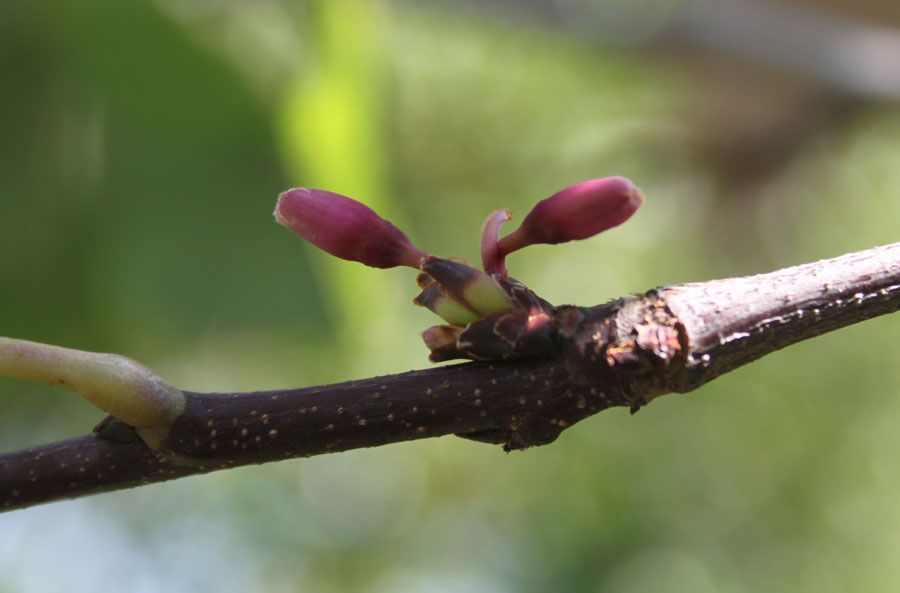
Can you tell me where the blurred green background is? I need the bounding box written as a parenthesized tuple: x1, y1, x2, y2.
(2, 0, 900, 591)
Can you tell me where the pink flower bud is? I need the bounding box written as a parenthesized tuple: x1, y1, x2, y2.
(496, 177, 642, 260)
(275, 188, 428, 269)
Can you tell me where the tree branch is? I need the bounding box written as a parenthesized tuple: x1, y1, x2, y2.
(2, 240, 899, 512)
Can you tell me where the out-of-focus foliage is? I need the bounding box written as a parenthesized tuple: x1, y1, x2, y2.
(2, 1, 900, 591)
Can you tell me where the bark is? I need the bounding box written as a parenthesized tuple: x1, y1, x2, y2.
(2, 240, 899, 512)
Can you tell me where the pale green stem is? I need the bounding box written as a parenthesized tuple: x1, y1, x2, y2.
(0, 337, 184, 448)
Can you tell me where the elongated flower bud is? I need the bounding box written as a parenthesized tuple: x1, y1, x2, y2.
(275, 188, 428, 269)
(496, 177, 642, 261)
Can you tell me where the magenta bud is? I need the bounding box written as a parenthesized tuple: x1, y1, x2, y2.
(496, 177, 643, 259)
(275, 188, 429, 269)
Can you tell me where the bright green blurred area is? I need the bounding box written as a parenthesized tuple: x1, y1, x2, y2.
(2, 1, 900, 591)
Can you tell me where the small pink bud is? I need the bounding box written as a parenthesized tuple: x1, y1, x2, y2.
(481, 209, 512, 276)
(275, 188, 428, 269)
(496, 177, 642, 261)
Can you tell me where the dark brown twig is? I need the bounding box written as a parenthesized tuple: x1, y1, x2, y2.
(2, 240, 899, 512)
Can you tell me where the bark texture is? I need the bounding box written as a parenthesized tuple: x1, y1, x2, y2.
(2, 241, 899, 512)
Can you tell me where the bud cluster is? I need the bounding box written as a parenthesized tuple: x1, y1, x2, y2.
(274, 177, 643, 361)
